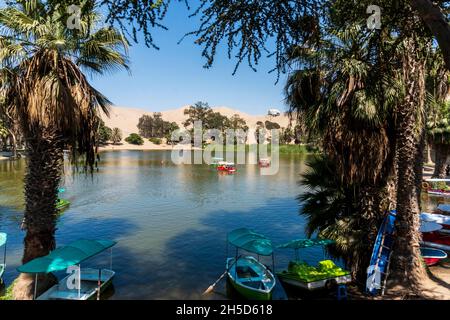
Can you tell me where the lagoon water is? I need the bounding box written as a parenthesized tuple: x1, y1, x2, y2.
(0, 150, 327, 299)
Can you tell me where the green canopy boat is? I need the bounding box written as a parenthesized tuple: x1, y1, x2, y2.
(226, 228, 276, 300)
(0, 233, 7, 283)
(56, 188, 70, 212)
(18, 239, 116, 300)
(277, 239, 351, 291)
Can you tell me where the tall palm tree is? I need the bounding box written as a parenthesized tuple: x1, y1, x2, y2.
(0, 1, 129, 299)
(111, 127, 122, 145)
(286, 24, 400, 284)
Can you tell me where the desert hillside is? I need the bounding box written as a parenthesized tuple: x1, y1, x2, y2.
(101, 105, 293, 138)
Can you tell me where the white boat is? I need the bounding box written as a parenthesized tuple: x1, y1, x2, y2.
(437, 204, 450, 213)
(421, 212, 450, 227)
(17, 239, 116, 300)
(37, 268, 115, 300)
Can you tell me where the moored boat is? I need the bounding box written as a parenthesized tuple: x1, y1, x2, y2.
(226, 228, 276, 300)
(226, 256, 275, 300)
(0, 233, 6, 282)
(422, 179, 450, 196)
(422, 232, 450, 251)
(276, 239, 351, 291)
(17, 239, 116, 300)
(420, 247, 447, 266)
(217, 162, 236, 173)
(258, 158, 271, 167)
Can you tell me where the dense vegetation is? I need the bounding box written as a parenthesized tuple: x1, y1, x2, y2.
(125, 133, 145, 145)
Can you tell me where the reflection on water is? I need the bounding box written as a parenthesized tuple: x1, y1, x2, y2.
(0, 150, 328, 299)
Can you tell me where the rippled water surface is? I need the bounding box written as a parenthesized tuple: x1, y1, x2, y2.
(0, 150, 329, 299)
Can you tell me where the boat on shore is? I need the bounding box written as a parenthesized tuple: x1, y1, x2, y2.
(276, 239, 351, 291)
(17, 239, 116, 300)
(420, 247, 448, 266)
(226, 228, 276, 300)
(0, 233, 6, 283)
(422, 179, 450, 196)
(226, 256, 275, 300)
(366, 210, 396, 296)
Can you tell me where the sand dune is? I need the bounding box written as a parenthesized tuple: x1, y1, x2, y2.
(101, 105, 293, 138)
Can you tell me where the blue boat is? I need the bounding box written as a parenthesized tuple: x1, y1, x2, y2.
(226, 228, 276, 300)
(366, 210, 396, 296)
(0, 233, 6, 283)
(17, 239, 116, 300)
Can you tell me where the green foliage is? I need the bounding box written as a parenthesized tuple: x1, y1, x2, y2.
(111, 127, 122, 145)
(149, 137, 162, 145)
(0, 119, 8, 138)
(125, 133, 144, 145)
(264, 121, 280, 130)
(138, 113, 178, 139)
(298, 156, 369, 270)
(97, 120, 112, 144)
(0, 280, 16, 300)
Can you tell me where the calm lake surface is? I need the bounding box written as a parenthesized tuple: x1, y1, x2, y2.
(0, 150, 332, 299)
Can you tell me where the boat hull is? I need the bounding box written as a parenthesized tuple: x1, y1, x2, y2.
(226, 257, 275, 301)
(37, 268, 115, 300)
(277, 272, 351, 291)
(420, 247, 447, 266)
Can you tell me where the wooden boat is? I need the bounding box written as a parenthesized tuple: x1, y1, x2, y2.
(276, 239, 351, 291)
(422, 179, 450, 196)
(420, 247, 447, 266)
(226, 256, 275, 301)
(17, 239, 116, 300)
(0, 233, 6, 282)
(226, 228, 276, 300)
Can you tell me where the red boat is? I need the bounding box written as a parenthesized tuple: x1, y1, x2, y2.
(258, 158, 271, 168)
(217, 162, 236, 173)
(420, 247, 448, 266)
(422, 232, 450, 250)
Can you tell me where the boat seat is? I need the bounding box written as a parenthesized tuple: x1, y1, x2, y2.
(236, 266, 259, 279)
(79, 271, 109, 283)
(48, 289, 94, 300)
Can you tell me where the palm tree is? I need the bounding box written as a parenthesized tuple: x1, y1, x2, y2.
(425, 52, 450, 178)
(111, 127, 122, 145)
(0, 1, 129, 299)
(285, 24, 400, 285)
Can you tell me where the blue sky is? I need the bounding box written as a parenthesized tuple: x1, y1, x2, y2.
(89, 4, 287, 115)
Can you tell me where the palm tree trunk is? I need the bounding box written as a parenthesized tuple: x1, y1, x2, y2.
(432, 143, 448, 178)
(390, 36, 428, 295)
(426, 142, 434, 165)
(12, 132, 62, 300)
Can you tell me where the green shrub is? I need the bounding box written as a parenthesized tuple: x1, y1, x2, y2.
(125, 133, 144, 145)
(149, 137, 162, 145)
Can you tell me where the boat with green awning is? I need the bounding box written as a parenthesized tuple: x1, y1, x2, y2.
(18, 239, 116, 300)
(277, 239, 351, 291)
(226, 228, 276, 300)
